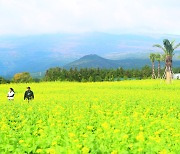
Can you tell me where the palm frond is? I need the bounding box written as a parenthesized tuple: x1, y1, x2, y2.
(153, 44, 166, 53)
(155, 53, 161, 62)
(149, 53, 156, 62)
(161, 54, 166, 61)
(163, 39, 173, 55)
(173, 43, 180, 50)
(171, 40, 175, 46)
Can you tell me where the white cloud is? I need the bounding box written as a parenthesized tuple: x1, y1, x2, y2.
(0, 0, 180, 35)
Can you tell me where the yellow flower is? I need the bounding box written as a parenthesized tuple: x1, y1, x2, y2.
(133, 112, 138, 117)
(87, 125, 93, 130)
(122, 134, 129, 140)
(36, 149, 43, 153)
(136, 132, 144, 142)
(36, 120, 43, 124)
(139, 126, 144, 131)
(154, 136, 161, 143)
(128, 144, 133, 149)
(159, 149, 167, 154)
(74, 139, 79, 143)
(111, 150, 118, 154)
(27, 107, 33, 112)
(68, 133, 75, 138)
(101, 122, 109, 129)
(81, 133, 88, 138)
(19, 140, 24, 144)
(47, 148, 56, 154)
(138, 148, 143, 152)
(39, 129, 44, 134)
(82, 147, 89, 154)
(51, 141, 57, 146)
(110, 120, 116, 125)
(76, 144, 82, 149)
(114, 129, 120, 133)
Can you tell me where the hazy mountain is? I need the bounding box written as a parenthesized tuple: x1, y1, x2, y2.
(64, 54, 151, 69)
(0, 32, 180, 77)
(64, 54, 180, 70)
(64, 54, 120, 69)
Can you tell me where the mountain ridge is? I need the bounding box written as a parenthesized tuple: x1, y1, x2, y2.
(1, 32, 180, 77)
(64, 54, 151, 69)
(64, 54, 180, 70)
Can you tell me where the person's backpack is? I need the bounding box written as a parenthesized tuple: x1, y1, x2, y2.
(26, 90, 33, 99)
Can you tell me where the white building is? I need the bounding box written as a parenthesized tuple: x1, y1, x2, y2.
(173, 73, 180, 79)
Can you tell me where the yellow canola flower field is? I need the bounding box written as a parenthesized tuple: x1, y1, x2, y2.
(0, 80, 179, 153)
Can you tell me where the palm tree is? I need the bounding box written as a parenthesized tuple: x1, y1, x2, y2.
(161, 54, 166, 62)
(155, 53, 161, 78)
(153, 39, 180, 83)
(160, 54, 166, 78)
(149, 53, 156, 79)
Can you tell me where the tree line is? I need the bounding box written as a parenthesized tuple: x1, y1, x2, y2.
(1, 65, 180, 84)
(0, 66, 153, 83)
(43, 66, 163, 82)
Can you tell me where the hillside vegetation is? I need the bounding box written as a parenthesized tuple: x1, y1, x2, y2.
(0, 81, 179, 153)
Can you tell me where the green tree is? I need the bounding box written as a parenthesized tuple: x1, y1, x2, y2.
(0, 76, 8, 84)
(44, 67, 62, 81)
(13, 72, 32, 83)
(88, 76, 93, 82)
(95, 76, 102, 82)
(155, 53, 161, 78)
(149, 53, 156, 79)
(141, 65, 151, 78)
(81, 78, 87, 82)
(153, 39, 180, 83)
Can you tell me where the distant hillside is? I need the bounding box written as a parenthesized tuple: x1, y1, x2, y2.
(64, 54, 180, 69)
(64, 54, 151, 69)
(64, 54, 119, 69)
(1, 32, 180, 77)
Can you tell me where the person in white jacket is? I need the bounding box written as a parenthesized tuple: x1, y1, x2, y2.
(7, 88, 15, 100)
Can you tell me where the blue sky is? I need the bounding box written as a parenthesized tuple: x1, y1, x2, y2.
(0, 0, 180, 36)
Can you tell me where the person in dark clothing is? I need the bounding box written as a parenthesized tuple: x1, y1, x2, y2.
(24, 87, 34, 101)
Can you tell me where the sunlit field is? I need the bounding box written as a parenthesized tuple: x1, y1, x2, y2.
(0, 80, 179, 153)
